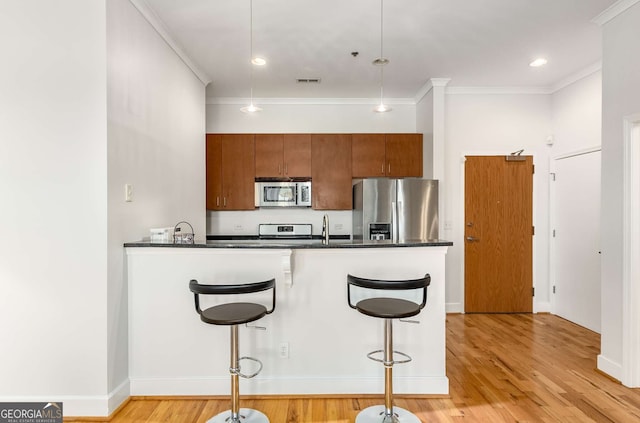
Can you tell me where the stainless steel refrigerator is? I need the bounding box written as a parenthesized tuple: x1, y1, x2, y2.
(352, 178, 438, 242)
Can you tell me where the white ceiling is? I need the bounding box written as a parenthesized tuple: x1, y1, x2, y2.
(138, 0, 616, 101)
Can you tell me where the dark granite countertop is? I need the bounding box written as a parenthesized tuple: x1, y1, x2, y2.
(124, 238, 453, 249)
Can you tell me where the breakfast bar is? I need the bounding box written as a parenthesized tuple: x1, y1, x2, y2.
(125, 239, 451, 397)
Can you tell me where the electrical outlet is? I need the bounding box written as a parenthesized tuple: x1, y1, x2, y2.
(334, 223, 343, 231)
(279, 342, 289, 359)
(233, 224, 243, 231)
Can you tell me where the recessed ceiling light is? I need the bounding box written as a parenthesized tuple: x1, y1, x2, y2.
(251, 57, 266, 66)
(529, 58, 548, 67)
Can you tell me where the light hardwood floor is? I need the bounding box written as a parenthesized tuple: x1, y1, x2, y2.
(68, 314, 640, 422)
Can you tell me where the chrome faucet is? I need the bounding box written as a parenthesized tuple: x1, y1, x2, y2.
(322, 214, 330, 245)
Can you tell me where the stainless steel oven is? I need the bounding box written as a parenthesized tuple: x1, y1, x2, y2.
(255, 181, 312, 207)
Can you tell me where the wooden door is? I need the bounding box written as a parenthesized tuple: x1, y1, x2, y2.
(352, 133, 386, 177)
(464, 155, 533, 313)
(311, 134, 352, 210)
(386, 133, 423, 177)
(255, 134, 283, 178)
(220, 134, 255, 210)
(283, 134, 311, 178)
(205, 134, 223, 210)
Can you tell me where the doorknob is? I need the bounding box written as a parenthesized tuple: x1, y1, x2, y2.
(466, 236, 479, 242)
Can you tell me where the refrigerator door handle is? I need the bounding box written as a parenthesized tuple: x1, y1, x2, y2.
(392, 201, 398, 243)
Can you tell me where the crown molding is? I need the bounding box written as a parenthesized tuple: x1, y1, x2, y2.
(414, 78, 451, 103)
(592, 0, 640, 26)
(550, 61, 602, 93)
(207, 97, 416, 106)
(445, 86, 552, 95)
(129, 0, 211, 85)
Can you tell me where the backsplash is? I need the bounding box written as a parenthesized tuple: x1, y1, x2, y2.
(206, 209, 353, 237)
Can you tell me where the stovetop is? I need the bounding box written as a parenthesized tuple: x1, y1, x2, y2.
(258, 223, 312, 239)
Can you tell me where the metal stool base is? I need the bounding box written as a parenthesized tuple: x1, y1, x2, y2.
(355, 405, 421, 423)
(207, 408, 269, 423)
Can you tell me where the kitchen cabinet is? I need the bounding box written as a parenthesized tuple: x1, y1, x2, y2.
(255, 134, 311, 178)
(351, 133, 423, 178)
(206, 134, 255, 210)
(311, 134, 352, 210)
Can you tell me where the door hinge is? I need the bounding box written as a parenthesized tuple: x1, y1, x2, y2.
(553, 285, 556, 294)
(532, 226, 535, 235)
(550, 172, 556, 181)
(532, 287, 535, 297)
(532, 164, 535, 174)
(552, 229, 556, 237)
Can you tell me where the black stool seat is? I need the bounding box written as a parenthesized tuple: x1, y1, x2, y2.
(200, 302, 268, 325)
(356, 297, 421, 319)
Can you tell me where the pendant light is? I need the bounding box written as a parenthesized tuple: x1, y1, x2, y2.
(373, 0, 391, 113)
(240, 0, 261, 113)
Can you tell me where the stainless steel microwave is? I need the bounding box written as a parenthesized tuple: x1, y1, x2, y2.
(255, 181, 312, 207)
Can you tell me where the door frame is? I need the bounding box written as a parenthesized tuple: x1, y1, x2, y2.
(621, 113, 640, 387)
(548, 146, 601, 321)
(459, 151, 540, 313)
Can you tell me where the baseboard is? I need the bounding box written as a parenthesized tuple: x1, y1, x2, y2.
(0, 379, 131, 418)
(107, 379, 130, 416)
(597, 354, 623, 382)
(130, 376, 449, 397)
(446, 302, 463, 313)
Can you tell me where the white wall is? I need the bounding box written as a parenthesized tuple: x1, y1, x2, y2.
(206, 103, 416, 134)
(599, 1, 640, 380)
(443, 92, 552, 312)
(106, 0, 206, 412)
(551, 71, 603, 155)
(0, 0, 108, 414)
(0, 0, 205, 416)
(416, 90, 435, 179)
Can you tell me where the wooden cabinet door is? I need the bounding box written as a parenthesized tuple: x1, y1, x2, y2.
(255, 134, 284, 178)
(352, 134, 386, 177)
(206, 134, 223, 210)
(385, 133, 423, 177)
(283, 134, 311, 178)
(311, 134, 352, 210)
(221, 134, 255, 210)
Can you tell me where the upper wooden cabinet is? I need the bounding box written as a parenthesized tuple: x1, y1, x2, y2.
(352, 133, 423, 178)
(206, 134, 255, 210)
(311, 134, 352, 210)
(255, 134, 311, 178)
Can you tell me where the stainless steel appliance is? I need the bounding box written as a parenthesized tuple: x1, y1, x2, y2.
(353, 178, 438, 242)
(255, 181, 312, 208)
(258, 223, 312, 239)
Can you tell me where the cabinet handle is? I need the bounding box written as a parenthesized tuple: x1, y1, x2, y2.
(216, 197, 220, 207)
(223, 197, 227, 207)
(284, 163, 288, 175)
(381, 163, 384, 174)
(278, 164, 281, 175)
(388, 162, 391, 174)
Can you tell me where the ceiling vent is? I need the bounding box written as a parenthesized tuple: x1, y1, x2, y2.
(296, 78, 321, 84)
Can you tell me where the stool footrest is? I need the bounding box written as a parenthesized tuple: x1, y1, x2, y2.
(230, 356, 263, 379)
(366, 349, 412, 366)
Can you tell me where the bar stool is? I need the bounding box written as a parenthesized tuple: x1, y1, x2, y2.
(347, 273, 431, 423)
(189, 278, 276, 423)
